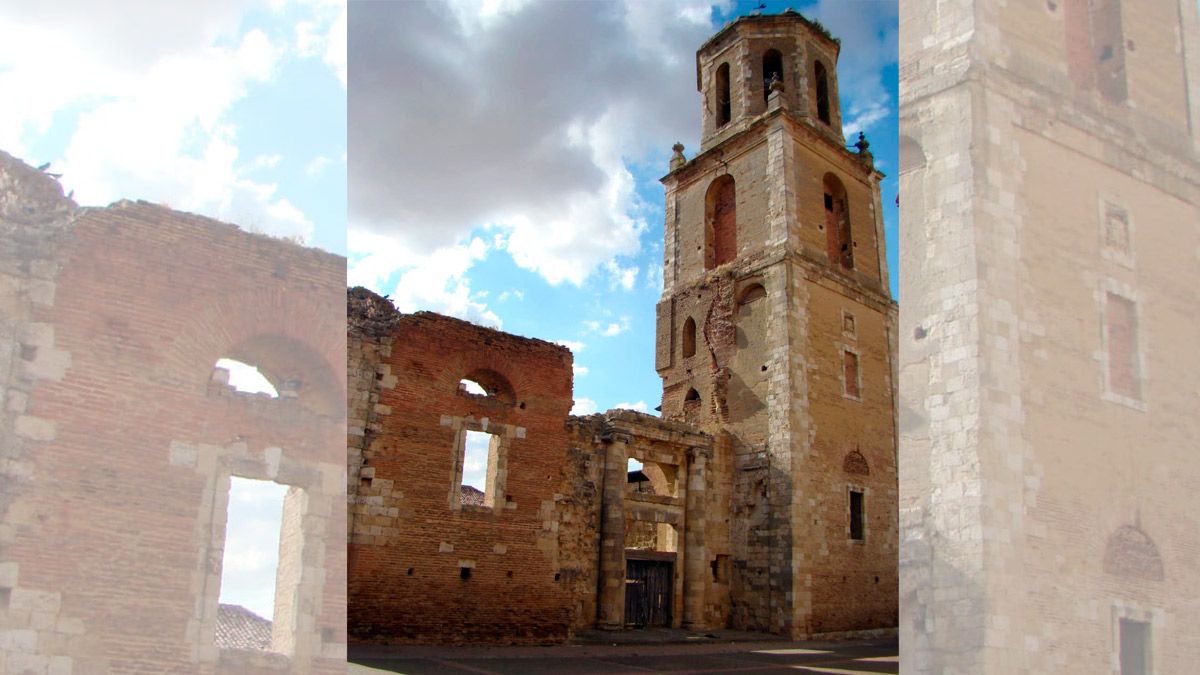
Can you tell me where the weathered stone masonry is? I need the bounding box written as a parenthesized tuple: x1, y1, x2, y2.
(900, 0, 1200, 672)
(0, 150, 346, 674)
(347, 12, 898, 646)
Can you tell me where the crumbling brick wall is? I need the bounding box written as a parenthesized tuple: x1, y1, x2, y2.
(346, 300, 578, 644)
(0, 150, 347, 674)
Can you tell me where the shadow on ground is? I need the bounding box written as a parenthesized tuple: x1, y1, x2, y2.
(349, 635, 898, 675)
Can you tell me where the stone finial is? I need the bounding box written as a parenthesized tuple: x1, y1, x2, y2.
(768, 71, 784, 93)
(670, 142, 687, 171)
(855, 132, 875, 168)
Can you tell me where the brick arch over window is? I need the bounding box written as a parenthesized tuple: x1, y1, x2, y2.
(682, 316, 697, 358)
(222, 333, 344, 417)
(843, 449, 870, 476)
(1103, 524, 1165, 581)
(814, 60, 831, 125)
(705, 174, 737, 269)
(178, 285, 347, 419)
(715, 62, 732, 127)
(459, 367, 516, 404)
(822, 172, 853, 270)
(737, 283, 766, 305)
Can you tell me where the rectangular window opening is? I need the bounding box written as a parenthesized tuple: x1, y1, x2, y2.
(218, 477, 304, 654)
(1119, 618, 1150, 675)
(1105, 293, 1140, 401)
(849, 489, 865, 541)
(461, 430, 499, 507)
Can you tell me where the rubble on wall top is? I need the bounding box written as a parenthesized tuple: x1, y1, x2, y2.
(348, 286, 403, 338)
(0, 149, 77, 227)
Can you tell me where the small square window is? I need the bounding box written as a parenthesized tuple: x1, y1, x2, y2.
(1103, 203, 1131, 254)
(842, 312, 856, 337)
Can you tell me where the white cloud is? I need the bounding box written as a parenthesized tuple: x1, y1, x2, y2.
(604, 259, 639, 291)
(810, 0, 897, 141)
(349, 229, 501, 328)
(250, 153, 283, 170)
(497, 289, 525, 302)
(582, 315, 631, 337)
(293, 0, 346, 87)
(602, 320, 629, 337)
(645, 262, 664, 291)
(614, 400, 649, 413)
(571, 397, 597, 415)
(573, 365, 589, 377)
(305, 155, 331, 177)
(0, 6, 327, 244)
(554, 339, 585, 353)
(348, 1, 716, 289)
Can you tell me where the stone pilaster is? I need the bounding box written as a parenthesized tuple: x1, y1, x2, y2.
(597, 433, 630, 629)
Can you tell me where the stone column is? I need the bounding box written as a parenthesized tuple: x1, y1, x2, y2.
(597, 433, 630, 630)
(682, 445, 711, 630)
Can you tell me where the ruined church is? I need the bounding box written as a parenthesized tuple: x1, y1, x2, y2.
(347, 11, 897, 643)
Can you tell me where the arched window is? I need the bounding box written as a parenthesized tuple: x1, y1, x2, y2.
(814, 61, 831, 125)
(715, 62, 731, 127)
(737, 284, 766, 305)
(762, 49, 784, 105)
(458, 368, 516, 404)
(705, 175, 737, 269)
(684, 388, 701, 402)
(822, 173, 853, 270)
(682, 317, 697, 358)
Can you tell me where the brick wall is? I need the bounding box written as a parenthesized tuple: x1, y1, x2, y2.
(347, 300, 578, 644)
(0, 150, 346, 674)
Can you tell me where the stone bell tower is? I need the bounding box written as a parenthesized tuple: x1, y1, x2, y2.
(655, 11, 898, 637)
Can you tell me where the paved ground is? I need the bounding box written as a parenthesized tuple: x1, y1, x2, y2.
(348, 635, 898, 675)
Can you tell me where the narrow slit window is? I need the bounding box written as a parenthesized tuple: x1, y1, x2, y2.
(849, 489, 865, 540)
(715, 62, 731, 127)
(815, 61, 831, 124)
(1105, 293, 1140, 401)
(460, 430, 499, 507)
(682, 317, 697, 358)
(1119, 618, 1150, 675)
(843, 350, 860, 398)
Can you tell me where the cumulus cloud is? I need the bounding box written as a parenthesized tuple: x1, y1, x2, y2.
(808, 0, 898, 141)
(571, 397, 597, 415)
(584, 316, 632, 337)
(554, 339, 585, 353)
(348, 0, 717, 288)
(604, 259, 640, 291)
(348, 229, 501, 328)
(615, 400, 649, 413)
(0, 1, 339, 244)
(573, 365, 589, 377)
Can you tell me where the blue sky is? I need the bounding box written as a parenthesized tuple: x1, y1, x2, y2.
(0, 0, 346, 624)
(0, 0, 346, 254)
(349, 0, 898, 419)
